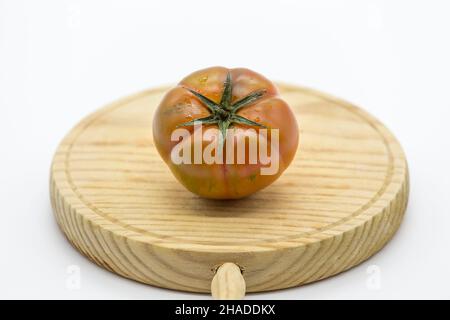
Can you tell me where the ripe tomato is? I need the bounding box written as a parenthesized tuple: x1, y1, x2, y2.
(153, 67, 299, 199)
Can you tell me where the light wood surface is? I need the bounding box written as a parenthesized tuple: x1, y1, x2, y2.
(211, 263, 246, 300)
(50, 83, 409, 296)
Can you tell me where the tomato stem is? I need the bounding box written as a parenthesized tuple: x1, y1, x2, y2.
(179, 72, 267, 144)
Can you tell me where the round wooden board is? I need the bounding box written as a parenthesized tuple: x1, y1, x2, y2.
(50, 83, 409, 294)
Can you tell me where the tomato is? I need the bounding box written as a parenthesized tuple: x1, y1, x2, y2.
(153, 67, 299, 199)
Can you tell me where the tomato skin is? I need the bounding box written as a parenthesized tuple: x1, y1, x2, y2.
(153, 67, 299, 199)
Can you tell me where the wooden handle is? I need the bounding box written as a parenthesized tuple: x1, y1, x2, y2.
(211, 263, 246, 300)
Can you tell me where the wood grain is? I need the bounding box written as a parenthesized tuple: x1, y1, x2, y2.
(211, 263, 246, 300)
(50, 83, 409, 295)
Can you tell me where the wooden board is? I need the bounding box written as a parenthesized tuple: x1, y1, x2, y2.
(50, 83, 409, 295)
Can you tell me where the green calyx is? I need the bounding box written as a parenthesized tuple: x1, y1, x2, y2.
(178, 72, 267, 146)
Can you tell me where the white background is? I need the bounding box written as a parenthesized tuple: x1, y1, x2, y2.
(1, 0, 449, 299)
